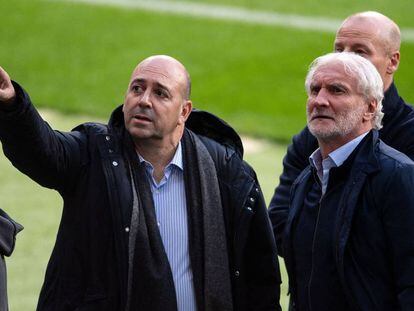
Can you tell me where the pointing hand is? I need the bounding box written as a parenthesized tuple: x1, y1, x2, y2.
(0, 66, 16, 106)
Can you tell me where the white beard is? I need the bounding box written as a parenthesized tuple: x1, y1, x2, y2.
(307, 104, 366, 140)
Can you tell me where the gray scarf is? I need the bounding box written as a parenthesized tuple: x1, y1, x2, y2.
(125, 129, 233, 311)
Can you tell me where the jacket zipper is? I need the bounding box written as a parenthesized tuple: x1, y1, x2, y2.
(307, 198, 323, 311)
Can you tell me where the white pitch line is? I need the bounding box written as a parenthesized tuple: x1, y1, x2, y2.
(53, 0, 414, 43)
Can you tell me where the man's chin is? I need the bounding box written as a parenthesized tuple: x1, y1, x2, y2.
(128, 128, 154, 140)
(308, 125, 341, 140)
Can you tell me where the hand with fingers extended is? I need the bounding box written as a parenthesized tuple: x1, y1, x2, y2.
(0, 66, 16, 106)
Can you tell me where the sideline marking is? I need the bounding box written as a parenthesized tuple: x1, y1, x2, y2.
(53, 0, 414, 42)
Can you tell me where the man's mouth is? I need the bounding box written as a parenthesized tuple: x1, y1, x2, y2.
(133, 114, 152, 122)
(311, 115, 334, 121)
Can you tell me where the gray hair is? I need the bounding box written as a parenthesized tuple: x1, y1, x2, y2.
(305, 52, 384, 130)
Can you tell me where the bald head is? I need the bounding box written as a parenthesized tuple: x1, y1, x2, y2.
(123, 55, 193, 146)
(132, 55, 191, 100)
(341, 11, 401, 53)
(334, 11, 401, 91)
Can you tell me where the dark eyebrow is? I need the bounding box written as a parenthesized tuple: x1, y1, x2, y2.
(130, 78, 145, 86)
(309, 82, 320, 89)
(154, 82, 170, 94)
(329, 82, 349, 92)
(331, 82, 346, 87)
(130, 78, 171, 93)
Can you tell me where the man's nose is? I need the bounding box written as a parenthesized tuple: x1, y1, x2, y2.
(138, 90, 151, 108)
(313, 88, 329, 107)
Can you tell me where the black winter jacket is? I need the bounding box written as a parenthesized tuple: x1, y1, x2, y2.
(0, 83, 281, 311)
(0, 209, 23, 311)
(269, 83, 414, 254)
(284, 131, 414, 310)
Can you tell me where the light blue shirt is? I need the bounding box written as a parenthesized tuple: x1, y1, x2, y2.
(139, 142, 197, 311)
(309, 132, 369, 195)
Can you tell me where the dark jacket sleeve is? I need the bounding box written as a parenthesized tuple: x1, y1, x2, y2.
(268, 126, 317, 256)
(0, 82, 85, 192)
(239, 162, 282, 311)
(380, 99, 414, 162)
(378, 161, 414, 309)
(0, 209, 23, 257)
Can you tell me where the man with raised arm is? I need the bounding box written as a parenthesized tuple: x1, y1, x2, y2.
(0, 55, 281, 311)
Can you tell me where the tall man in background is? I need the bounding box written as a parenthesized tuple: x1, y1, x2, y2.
(0, 55, 281, 311)
(269, 11, 414, 252)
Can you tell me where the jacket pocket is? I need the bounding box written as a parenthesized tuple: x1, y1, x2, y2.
(74, 297, 107, 311)
(74, 288, 107, 311)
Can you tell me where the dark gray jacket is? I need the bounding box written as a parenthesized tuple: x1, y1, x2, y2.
(0, 209, 23, 311)
(284, 131, 414, 310)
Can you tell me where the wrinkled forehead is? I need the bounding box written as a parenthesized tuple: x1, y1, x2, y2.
(313, 62, 345, 80)
(311, 62, 357, 88)
(130, 58, 187, 91)
(336, 18, 385, 48)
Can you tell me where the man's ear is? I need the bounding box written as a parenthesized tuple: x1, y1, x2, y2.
(363, 99, 377, 122)
(178, 100, 193, 125)
(387, 51, 400, 74)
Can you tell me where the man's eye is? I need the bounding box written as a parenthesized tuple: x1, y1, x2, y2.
(132, 85, 143, 93)
(331, 86, 345, 94)
(354, 49, 367, 55)
(334, 47, 344, 53)
(310, 86, 320, 95)
(155, 89, 168, 98)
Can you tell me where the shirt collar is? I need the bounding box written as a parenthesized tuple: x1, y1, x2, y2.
(328, 131, 369, 167)
(309, 148, 323, 171)
(309, 131, 369, 170)
(169, 142, 183, 171)
(309, 131, 369, 191)
(138, 142, 183, 172)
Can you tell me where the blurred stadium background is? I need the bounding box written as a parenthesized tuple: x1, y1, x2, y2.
(1, 0, 413, 309)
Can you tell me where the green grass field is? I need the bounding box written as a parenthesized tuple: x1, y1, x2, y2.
(1, 0, 414, 309)
(189, 0, 414, 27)
(1, 0, 414, 142)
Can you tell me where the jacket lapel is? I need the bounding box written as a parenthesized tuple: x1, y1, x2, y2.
(333, 131, 381, 308)
(283, 166, 313, 297)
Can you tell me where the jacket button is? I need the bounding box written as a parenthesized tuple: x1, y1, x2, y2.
(255, 187, 259, 193)
(125, 227, 130, 233)
(112, 161, 118, 167)
(249, 197, 255, 203)
(246, 206, 253, 212)
(234, 270, 240, 277)
(105, 135, 111, 141)
(108, 149, 113, 153)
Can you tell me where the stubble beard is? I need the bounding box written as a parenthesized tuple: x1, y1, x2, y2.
(307, 105, 365, 141)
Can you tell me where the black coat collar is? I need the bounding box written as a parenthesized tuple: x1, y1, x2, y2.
(382, 82, 401, 122)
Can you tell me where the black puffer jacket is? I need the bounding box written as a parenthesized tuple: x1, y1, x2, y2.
(0, 82, 281, 311)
